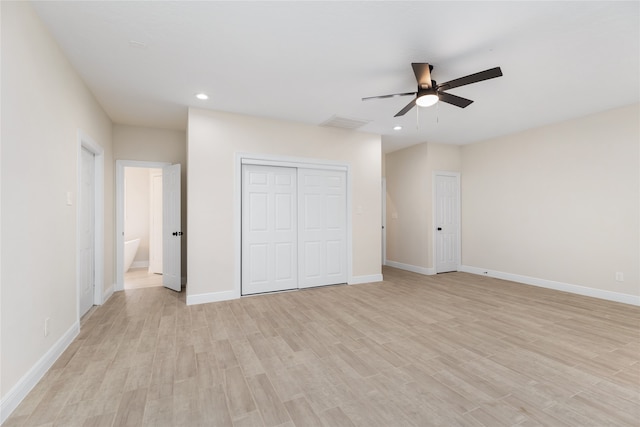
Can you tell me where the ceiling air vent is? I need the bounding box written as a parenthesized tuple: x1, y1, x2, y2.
(320, 115, 370, 130)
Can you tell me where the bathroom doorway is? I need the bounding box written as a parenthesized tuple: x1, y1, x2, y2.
(116, 160, 171, 290)
(123, 166, 163, 289)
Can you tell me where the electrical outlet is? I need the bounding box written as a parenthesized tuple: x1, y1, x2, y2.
(44, 318, 50, 337)
(615, 272, 624, 282)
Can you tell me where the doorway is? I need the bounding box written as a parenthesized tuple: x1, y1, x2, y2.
(77, 131, 104, 319)
(116, 160, 183, 291)
(122, 166, 163, 289)
(79, 147, 96, 315)
(382, 178, 387, 266)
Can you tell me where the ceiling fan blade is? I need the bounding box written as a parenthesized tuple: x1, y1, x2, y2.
(438, 91, 474, 108)
(438, 67, 502, 91)
(411, 63, 433, 89)
(394, 98, 417, 117)
(362, 91, 416, 101)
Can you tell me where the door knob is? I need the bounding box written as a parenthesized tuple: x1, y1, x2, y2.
(437, 227, 442, 231)
(172, 231, 183, 236)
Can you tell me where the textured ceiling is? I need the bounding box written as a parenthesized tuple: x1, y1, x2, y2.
(32, 1, 639, 153)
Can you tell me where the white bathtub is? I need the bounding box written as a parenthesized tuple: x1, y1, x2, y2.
(124, 238, 140, 273)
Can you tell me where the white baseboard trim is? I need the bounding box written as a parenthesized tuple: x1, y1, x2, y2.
(459, 265, 640, 306)
(385, 260, 436, 276)
(130, 260, 149, 269)
(0, 321, 80, 424)
(186, 289, 239, 306)
(186, 275, 388, 303)
(102, 283, 114, 304)
(349, 274, 384, 285)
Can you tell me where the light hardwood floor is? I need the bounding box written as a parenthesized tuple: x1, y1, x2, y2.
(5, 267, 639, 426)
(124, 268, 163, 290)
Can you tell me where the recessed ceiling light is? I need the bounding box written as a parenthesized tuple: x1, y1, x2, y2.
(393, 125, 402, 131)
(195, 93, 209, 100)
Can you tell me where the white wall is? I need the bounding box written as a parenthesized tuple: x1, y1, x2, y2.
(385, 105, 638, 303)
(461, 104, 639, 300)
(385, 142, 461, 272)
(385, 143, 430, 270)
(187, 108, 382, 303)
(113, 124, 186, 164)
(1, 0, 113, 410)
(113, 124, 187, 275)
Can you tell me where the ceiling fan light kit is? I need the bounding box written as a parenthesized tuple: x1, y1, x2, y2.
(416, 91, 439, 107)
(363, 62, 502, 117)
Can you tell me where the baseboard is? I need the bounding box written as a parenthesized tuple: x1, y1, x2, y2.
(186, 289, 239, 306)
(385, 260, 436, 276)
(185, 276, 388, 303)
(130, 260, 149, 269)
(0, 321, 80, 424)
(349, 274, 384, 285)
(459, 265, 640, 306)
(102, 283, 114, 304)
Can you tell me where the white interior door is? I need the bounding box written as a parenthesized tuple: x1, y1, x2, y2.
(149, 171, 163, 274)
(298, 168, 347, 288)
(435, 173, 460, 273)
(163, 164, 181, 291)
(79, 147, 95, 316)
(242, 165, 297, 295)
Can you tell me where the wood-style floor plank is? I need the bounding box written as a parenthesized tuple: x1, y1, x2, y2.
(246, 373, 291, 426)
(112, 388, 147, 426)
(224, 366, 256, 418)
(5, 267, 639, 426)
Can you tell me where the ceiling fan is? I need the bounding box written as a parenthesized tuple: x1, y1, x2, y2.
(363, 63, 503, 117)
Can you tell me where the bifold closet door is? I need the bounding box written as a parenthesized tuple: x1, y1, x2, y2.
(298, 168, 347, 288)
(242, 165, 297, 295)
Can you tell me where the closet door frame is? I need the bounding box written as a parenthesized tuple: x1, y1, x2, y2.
(234, 153, 352, 298)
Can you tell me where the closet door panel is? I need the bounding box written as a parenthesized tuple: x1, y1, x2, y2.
(242, 165, 297, 295)
(298, 169, 347, 288)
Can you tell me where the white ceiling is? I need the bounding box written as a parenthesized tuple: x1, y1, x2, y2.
(32, 1, 639, 153)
